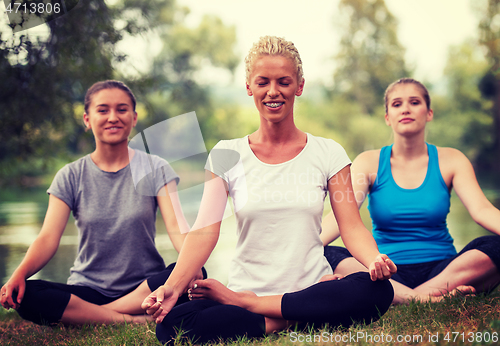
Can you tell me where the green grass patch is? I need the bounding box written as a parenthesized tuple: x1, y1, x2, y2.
(1, 288, 499, 345)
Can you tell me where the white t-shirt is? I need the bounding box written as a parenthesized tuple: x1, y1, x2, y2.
(205, 133, 351, 295)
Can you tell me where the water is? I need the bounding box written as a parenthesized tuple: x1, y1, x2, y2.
(0, 187, 238, 286)
(0, 186, 498, 287)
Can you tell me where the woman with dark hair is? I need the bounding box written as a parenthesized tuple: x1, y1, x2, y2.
(0, 80, 202, 325)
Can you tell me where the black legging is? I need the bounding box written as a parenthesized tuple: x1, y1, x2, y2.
(156, 272, 394, 345)
(15, 263, 206, 325)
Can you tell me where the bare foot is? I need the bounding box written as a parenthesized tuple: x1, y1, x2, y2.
(452, 285, 476, 296)
(410, 285, 477, 303)
(188, 279, 256, 308)
(431, 285, 476, 301)
(131, 314, 154, 324)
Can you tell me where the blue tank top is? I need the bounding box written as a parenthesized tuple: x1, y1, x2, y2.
(367, 143, 457, 264)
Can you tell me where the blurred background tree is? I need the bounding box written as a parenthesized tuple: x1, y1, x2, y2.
(0, 0, 121, 184)
(1, 0, 499, 187)
(295, 0, 499, 175)
(429, 41, 492, 161)
(329, 0, 410, 115)
(134, 13, 239, 150)
(0, 0, 238, 186)
(477, 0, 500, 172)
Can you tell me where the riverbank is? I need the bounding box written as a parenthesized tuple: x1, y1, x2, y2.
(1, 287, 499, 345)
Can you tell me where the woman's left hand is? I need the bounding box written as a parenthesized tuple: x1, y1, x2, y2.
(142, 285, 179, 323)
(369, 254, 397, 281)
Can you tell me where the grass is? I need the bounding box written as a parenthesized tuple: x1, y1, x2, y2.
(1, 288, 499, 346)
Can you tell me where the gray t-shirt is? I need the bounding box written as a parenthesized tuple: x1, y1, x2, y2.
(47, 149, 179, 297)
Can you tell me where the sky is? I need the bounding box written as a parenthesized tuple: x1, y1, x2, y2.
(171, 0, 481, 87)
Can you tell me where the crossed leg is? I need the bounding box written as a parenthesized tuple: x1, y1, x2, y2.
(156, 272, 393, 345)
(188, 272, 378, 334)
(188, 279, 289, 333)
(413, 250, 499, 298)
(61, 289, 151, 325)
(60, 280, 154, 325)
(333, 249, 499, 304)
(17, 279, 153, 325)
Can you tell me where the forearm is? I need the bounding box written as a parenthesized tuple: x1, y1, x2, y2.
(164, 172, 227, 294)
(167, 225, 187, 253)
(159, 181, 191, 253)
(165, 224, 220, 294)
(14, 235, 60, 279)
(340, 225, 380, 268)
(473, 206, 500, 236)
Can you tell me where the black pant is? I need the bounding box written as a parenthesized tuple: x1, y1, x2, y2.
(15, 263, 206, 325)
(325, 235, 500, 289)
(156, 272, 394, 345)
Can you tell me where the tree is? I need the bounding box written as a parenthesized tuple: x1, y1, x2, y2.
(0, 0, 238, 185)
(0, 0, 122, 184)
(428, 41, 492, 162)
(477, 0, 500, 172)
(133, 14, 239, 149)
(331, 0, 410, 115)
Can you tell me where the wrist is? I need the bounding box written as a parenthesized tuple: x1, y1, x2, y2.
(164, 280, 185, 298)
(12, 268, 29, 281)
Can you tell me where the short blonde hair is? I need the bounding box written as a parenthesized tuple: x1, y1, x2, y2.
(244, 36, 303, 84)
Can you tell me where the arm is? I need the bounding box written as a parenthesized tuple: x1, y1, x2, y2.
(1, 195, 70, 309)
(142, 171, 229, 322)
(157, 180, 189, 253)
(448, 148, 500, 235)
(328, 165, 396, 280)
(321, 151, 374, 246)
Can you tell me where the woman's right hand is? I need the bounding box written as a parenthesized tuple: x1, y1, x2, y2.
(0, 273, 26, 310)
(141, 285, 179, 323)
(369, 254, 397, 281)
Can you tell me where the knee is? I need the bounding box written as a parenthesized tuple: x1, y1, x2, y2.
(348, 272, 394, 311)
(16, 280, 41, 319)
(349, 273, 394, 325)
(16, 280, 70, 326)
(155, 300, 219, 345)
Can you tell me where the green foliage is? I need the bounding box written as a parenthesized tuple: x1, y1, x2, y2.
(428, 41, 493, 162)
(331, 0, 410, 115)
(144, 15, 238, 112)
(127, 12, 239, 152)
(478, 0, 500, 74)
(476, 0, 500, 172)
(0, 0, 125, 185)
(327, 0, 498, 170)
(0, 0, 238, 186)
(295, 93, 392, 159)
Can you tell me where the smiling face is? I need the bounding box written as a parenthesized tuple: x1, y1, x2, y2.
(83, 88, 137, 147)
(246, 55, 304, 125)
(385, 83, 433, 136)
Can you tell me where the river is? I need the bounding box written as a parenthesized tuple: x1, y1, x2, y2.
(0, 184, 498, 287)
